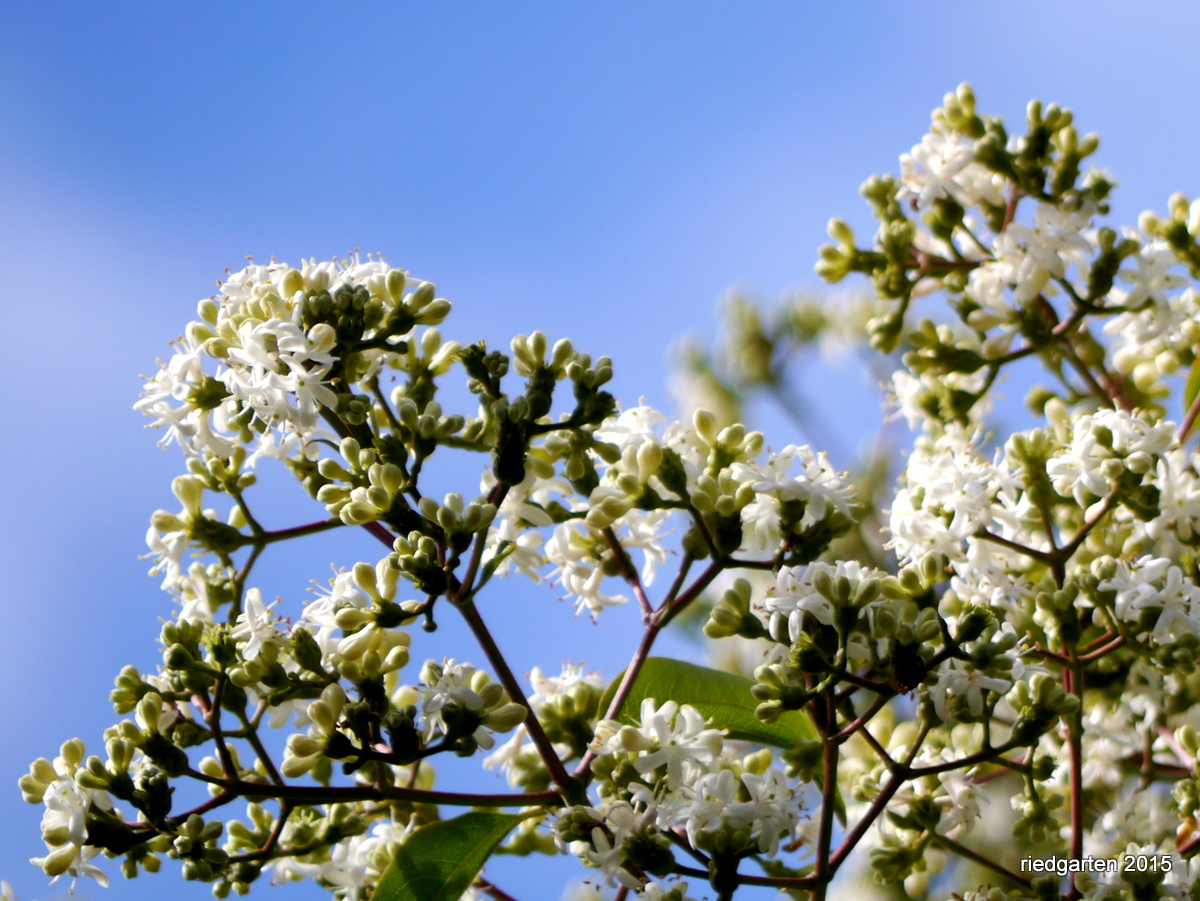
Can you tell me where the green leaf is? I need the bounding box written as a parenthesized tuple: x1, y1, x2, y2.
(370, 811, 524, 901)
(598, 657, 817, 748)
(1184, 355, 1200, 439)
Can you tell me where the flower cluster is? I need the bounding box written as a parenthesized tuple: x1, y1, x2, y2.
(24, 84, 1200, 901)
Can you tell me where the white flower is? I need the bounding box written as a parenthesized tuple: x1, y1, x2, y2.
(762, 562, 874, 640)
(231, 588, 281, 660)
(134, 336, 238, 457)
(591, 700, 724, 791)
(734, 444, 854, 531)
(546, 523, 628, 619)
(144, 520, 191, 591)
(725, 768, 803, 855)
(482, 725, 531, 787)
(934, 769, 986, 836)
(637, 881, 697, 901)
(594, 404, 668, 454)
(528, 662, 605, 714)
(740, 493, 781, 552)
(993, 201, 1093, 304)
(1047, 409, 1175, 514)
(899, 131, 1002, 209)
(677, 766, 800, 857)
(1100, 556, 1200, 644)
(30, 778, 112, 889)
(888, 429, 1009, 564)
(628, 699, 724, 791)
(1146, 451, 1200, 547)
(680, 768, 739, 847)
(302, 568, 372, 665)
(418, 659, 519, 750)
(483, 516, 546, 582)
(583, 826, 640, 889)
(613, 508, 672, 585)
(1113, 240, 1187, 316)
(927, 660, 1012, 722)
(136, 255, 429, 465)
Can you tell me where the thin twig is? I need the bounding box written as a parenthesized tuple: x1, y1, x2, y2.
(574, 622, 661, 782)
(932, 834, 1032, 888)
(476, 879, 521, 901)
(603, 526, 654, 617)
(813, 700, 840, 899)
(456, 597, 580, 800)
(975, 529, 1053, 563)
(1181, 388, 1200, 440)
(262, 518, 343, 544)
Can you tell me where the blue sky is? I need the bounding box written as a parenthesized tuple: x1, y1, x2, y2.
(3, 3, 1200, 900)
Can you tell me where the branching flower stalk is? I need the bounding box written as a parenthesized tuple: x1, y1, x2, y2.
(20, 84, 1200, 901)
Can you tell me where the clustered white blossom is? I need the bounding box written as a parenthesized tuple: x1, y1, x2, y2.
(23, 84, 1200, 901)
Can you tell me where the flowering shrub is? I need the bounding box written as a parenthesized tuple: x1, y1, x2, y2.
(20, 84, 1200, 901)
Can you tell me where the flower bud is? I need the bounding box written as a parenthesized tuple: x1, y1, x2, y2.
(693, 409, 718, 445)
(172, 476, 205, 517)
(59, 739, 86, 770)
(38, 844, 78, 877)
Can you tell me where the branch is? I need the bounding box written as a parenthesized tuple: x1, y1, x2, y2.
(908, 741, 1020, 777)
(828, 769, 905, 870)
(364, 521, 397, 548)
(195, 685, 237, 779)
(476, 880, 521, 901)
(454, 596, 581, 801)
(1079, 633, 1125, 662)
(1062, 344, 1117, 411)
(1057, 491, 1117, 561)
(974, 529, 1053, 563)
(200, 779, 563, 809)
(662, 559, 724, 623)
(262, 518, 343, 544)
(1002, 182, 1021, 231)
(813, 697, 840, 898)
(573, 622, 661, 782)
(932, 834, 1032, 889)
(454, 482, 509, 605)
(238, 713, 284, 786)
(833, 694, 891, 743)
(1181, 388, 1200, 441)
(829, 724, 929, 872)
(1065, 655, 1085, 900)
(603, 526, 654, 617)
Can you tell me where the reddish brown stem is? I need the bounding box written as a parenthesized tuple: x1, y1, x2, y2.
(199, 779, 561, 808)
(363, 521, 397, 548)
(603, 526, 654, 617)
(261, 517, 343, 544)
(477, 879, 521, 901)
(1079, 634, 1125, 662)
(933, 834, 1032, 889)
(833, 693, 891, 743)
(1065, 655, 1085, 899)
(975, 529, 1054, 563)
(574, 622, 661, 781)
(1181, 389, 1200, 441)
(812, 704, 840, 899)
(455, 597, 581, 801)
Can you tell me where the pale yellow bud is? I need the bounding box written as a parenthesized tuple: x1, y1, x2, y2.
(280, 269, 304, 298)
(484, 703, 526, 733)
(38, 844, 78, 877)
(386, 269, 407, 302)
(353, 562, 380, 602)
(171, 476, 204, 518)
(693, 409, 718, 445)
